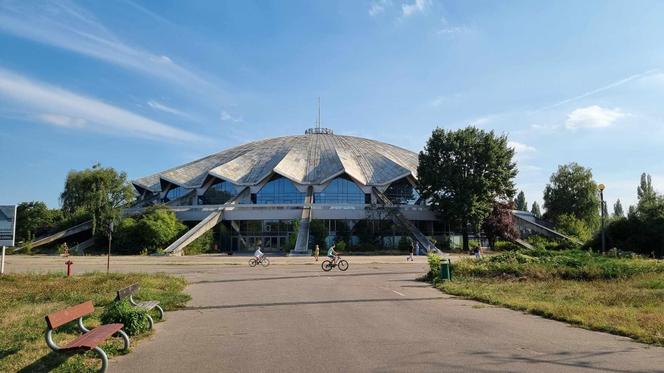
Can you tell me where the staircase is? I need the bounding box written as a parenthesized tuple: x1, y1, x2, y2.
(289, 186, 313, 256)
(372, 187, 442, 255)
(17, 220, 93, 252)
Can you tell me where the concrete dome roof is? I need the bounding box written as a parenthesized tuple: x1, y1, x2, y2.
(132, 133, 418, 193)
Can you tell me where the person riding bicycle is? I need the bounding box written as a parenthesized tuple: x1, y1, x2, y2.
(254, 245, 264, 263)
(327, 244, 338, 265)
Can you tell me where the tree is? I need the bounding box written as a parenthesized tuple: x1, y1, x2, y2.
(543, 163, 600, 230)
(113, 206, 186, 254)
(418, 126, 517, 251)
(60, 163, 134, 236)
(514, 191, 527, 211)
(530, 201, 542, 218)
(16, 201, 62, 242)
(613, 199, 624, 218)
(482, 201, 519, 249)
(637, 173, 657, 210)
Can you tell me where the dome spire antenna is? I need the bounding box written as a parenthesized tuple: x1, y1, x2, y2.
(317, 96, 321, 130)
(305, 97, 333, 134)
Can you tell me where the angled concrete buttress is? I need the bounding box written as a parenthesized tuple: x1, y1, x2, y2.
(511, 212, 582, 245)
(289, 186, 313, 256)
(163, 210, 224, 256)
(16, 220, 93, 252)
(372, 187, 442, 255)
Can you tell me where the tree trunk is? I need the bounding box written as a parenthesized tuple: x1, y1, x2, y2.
(462, 221, 469, 252)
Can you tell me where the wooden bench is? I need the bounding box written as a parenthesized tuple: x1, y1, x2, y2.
(116, 283, 164, 329)
(45, 301, 130, 373)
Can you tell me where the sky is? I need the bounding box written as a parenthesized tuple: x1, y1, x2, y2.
(1, 0, 664, 211)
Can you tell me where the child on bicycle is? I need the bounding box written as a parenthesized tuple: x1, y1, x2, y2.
(327, 244, 337, 265)
(254, 245, 264, 262)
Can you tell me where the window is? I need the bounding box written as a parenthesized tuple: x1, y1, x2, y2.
(384, 178, 420, 205)
(163, 185, 187, 202)
(255, 176, 305, 204)
(199, 180, 238, 205)
(314, 175, 365, 204)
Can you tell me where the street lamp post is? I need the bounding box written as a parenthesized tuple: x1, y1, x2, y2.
(598, 184, 606, 254)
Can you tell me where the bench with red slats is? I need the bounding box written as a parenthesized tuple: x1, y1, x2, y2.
(45, 301, 130, 373)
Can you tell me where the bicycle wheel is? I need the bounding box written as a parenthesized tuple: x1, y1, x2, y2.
(248, 259, 257, 267)
(337, 260, 349, 271)
(261, 257, 270, 267)
(321, 260, 333, 271)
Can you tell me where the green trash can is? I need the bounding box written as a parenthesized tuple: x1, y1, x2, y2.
(440, 258, 452, 281)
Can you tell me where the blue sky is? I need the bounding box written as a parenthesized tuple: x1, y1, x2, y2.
(1, 0, 664, 211)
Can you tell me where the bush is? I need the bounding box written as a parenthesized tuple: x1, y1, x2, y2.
(100, 300, 150, 336)
(183, 230, 215, 255)
(112, 206, 187, 254)
(451, 248, 664, 281)
(493, 240, 521, 251)
(554, 214, 593, 242)
(426, 253, 442, 281)
(335, 240, 347, 251)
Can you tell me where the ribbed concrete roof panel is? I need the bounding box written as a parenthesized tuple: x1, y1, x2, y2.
(133, 133, 418, 192)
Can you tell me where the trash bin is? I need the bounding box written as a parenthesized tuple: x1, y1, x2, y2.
(440, 258, 452, 280)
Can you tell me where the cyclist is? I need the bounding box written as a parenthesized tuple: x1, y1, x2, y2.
(327, 244, 338, 265)
(254, 245, 264, 263)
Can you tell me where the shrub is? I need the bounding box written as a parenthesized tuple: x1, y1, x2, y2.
(100, 300, 150, 336)
(335, 240, 347, 251)
(427, 253, 442, 280)
(183, 230, 215, 255)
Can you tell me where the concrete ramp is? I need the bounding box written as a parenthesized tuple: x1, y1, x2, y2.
(512, 238, 535, 250)
(71, 238, 96, 254)
(163, 210, 223, 255)
(511, 212, 582, 245)
(289, 187, 312, 256)
(372, 187, 442, 255)
(17, 220, 93, 252)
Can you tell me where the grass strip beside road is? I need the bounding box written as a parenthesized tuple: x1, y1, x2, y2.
(0, 272, 190, 372)
(433, 250, 664, 346)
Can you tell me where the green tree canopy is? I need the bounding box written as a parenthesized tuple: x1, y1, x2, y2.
(16, 201, 63, 242)
(637, 173, 657, 210)
(112, 206, 186, 254)
(613, 199, 624, 218)
(514, 191, 527, 211)
(60, 163, 134, 236)
(418, 126, 517, 250)
(543, 162, 600, 229)
(482, 201, 519, 249)
(530, 201, 542, 218)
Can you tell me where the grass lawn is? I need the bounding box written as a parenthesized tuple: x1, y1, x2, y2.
(0, 272, 191, 372)
(431, 249, 664, 345)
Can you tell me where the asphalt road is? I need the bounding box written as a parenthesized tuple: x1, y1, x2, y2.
(5, 255, 664, 372)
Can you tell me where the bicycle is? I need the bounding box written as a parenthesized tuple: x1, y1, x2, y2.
(249, 256, 270, 267)
(321, 256, 348, 271)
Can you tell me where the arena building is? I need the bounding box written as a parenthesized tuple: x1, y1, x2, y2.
(130, 127, 441, 255)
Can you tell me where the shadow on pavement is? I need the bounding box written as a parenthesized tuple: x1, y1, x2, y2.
(188, 271, 424, 285)
(181, 296, 445, 311)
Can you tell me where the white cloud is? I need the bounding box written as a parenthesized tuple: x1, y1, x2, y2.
(508, 141, 537, 154)
(401, 0, 430, 17)
(221, 110, 242, 123)
(0, 68, 201, 142)
(36, 114, 87, 129)
(437, 16, 471, 36)
(0, 1, 223, 99)
(369, 1, 388, 16)
(147, 100, 189, 118)
(542, 69, 659, 110)
(565, 105, 626, 130)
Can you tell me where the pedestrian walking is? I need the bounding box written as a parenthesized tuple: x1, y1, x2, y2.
(475, 246, 482, 259)
(314, 244, 320, 262)
(407, 242, 414, 261)
(415, 241, 420, 256)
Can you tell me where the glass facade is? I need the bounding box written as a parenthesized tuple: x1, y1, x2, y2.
(199, 180, 238, 205)
(314, 175, 367, 204)
(227, 220, 296, 252)
(384, 178, 421, 205)
(163, 185, 187, 202)
(255, 176, 305, 204)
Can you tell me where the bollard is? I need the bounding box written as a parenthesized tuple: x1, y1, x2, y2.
(65, 260, 73, 277)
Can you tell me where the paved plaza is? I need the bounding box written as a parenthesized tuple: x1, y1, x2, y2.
(5, 255, 664, 372)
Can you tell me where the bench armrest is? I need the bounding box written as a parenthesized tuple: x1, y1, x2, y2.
(77, 317, 90, 333)
(128, 294, 139, 306)
(45, 329, 61, 351)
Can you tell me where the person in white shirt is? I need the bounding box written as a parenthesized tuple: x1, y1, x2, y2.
(254, 245, 264, 262)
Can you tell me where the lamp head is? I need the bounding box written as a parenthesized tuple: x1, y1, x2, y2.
(598, 183, 605, 191)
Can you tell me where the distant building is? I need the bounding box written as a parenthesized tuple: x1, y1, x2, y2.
(131, 128, 441, 254)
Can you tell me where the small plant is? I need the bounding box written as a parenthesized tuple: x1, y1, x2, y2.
(100, 300, 150, 336)
(427, 252, 442, 281)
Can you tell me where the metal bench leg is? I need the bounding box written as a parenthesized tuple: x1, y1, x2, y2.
(115, 330, 130, 351)
(45, 329, 61, 351)
(155, 305, 165, 320)
(146, 314, 154, 330)
(93, 346, 109, 373)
